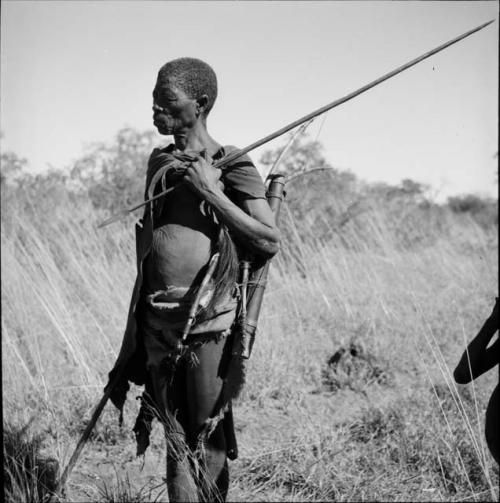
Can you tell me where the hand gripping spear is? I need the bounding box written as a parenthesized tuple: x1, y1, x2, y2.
(98, 19, 494, 229)
(54, 19, 494, 500)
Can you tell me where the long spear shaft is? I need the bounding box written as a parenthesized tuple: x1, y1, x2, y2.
(98, 19, 494, 229)
(236, 19, 494, 160)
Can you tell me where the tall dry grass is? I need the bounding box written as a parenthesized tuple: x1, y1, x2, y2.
(1, 187, 498, 501)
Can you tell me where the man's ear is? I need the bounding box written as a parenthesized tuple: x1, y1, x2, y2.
(196, 94, 209, 116)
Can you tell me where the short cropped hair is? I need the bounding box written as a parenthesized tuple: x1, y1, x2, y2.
(157, 57, 218, 117)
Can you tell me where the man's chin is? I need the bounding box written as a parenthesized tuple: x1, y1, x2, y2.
(154, 124, 174, 136)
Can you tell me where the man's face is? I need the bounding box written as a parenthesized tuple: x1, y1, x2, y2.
(152, 79, 198, 135)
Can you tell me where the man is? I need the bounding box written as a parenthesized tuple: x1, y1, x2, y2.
(106, 57, 280, 501)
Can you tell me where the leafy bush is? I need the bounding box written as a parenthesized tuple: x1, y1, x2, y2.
(447, 194, 498, 229)
(70, 127, 159, 214)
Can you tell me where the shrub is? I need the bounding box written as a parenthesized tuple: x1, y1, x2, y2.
(3, 422, 60, 502)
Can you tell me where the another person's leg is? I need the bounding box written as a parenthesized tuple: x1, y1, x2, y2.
(485, 384, 499, 464)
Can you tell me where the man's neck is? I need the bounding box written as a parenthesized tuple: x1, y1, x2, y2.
(174, 121, 220, 157)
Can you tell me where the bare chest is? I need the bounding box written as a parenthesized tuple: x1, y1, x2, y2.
(143, 188, 220, 290)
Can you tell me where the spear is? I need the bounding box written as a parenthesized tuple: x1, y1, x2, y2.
(97, 19, 494, 229)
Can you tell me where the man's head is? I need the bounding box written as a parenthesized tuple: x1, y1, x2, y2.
(152, 57, 218, 135)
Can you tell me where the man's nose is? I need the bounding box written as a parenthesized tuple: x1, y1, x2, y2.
(152, 103, 164, 113)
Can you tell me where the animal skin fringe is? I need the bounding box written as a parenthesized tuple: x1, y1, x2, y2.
(198, 403, 230, 444)
(206, 225, 240, 315)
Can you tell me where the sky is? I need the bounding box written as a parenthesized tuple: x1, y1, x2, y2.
(1, 1, 498, 201)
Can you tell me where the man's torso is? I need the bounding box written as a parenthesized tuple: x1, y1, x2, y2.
(143, 184, 219, 293)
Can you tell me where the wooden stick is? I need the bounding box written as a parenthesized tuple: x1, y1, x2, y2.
(52, 366, 126, 499)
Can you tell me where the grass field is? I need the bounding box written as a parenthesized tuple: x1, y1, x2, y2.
(2, 188, 498, 502)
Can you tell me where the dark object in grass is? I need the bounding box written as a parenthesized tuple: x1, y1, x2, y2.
(327, 342, 362, 366)
(322, 340, 392, 393)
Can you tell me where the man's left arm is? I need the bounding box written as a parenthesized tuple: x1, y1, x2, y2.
(183, 155, 280, 259)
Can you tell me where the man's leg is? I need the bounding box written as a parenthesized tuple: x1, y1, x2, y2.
(186, 336, 229, 502)
(147, 363, 199, 502)
(142, 318, 199, 502)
